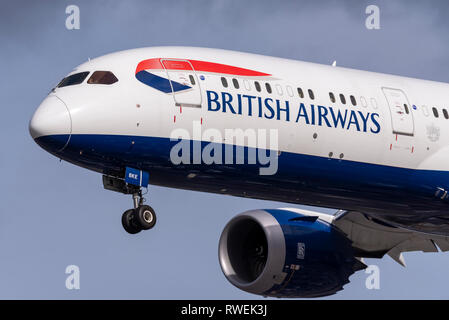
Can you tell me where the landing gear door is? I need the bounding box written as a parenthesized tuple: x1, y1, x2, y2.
(161, 59, 202, 108)
(382, 87, 414, 136)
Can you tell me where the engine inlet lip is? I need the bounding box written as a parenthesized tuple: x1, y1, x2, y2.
(218, 209, 286, 295)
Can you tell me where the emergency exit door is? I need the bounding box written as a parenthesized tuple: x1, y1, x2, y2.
(382, 87, 414, 136)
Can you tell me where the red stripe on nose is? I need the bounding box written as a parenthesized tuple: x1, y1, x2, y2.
(135, 58, 271, 77)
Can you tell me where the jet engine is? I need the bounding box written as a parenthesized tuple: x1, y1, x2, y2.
(218, 209, 365, 298)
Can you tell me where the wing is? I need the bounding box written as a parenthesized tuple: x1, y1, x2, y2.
(284, 208, 449, 267)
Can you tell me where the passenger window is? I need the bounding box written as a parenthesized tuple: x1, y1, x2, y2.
(403, 104, 409, 114)
(371, 98, 378, 109)
(275, 84, 283, 95)
(58, 72, 90, 88)
(232, 78, 240, 89)
(308, 89, 314, 100)
(286, 85, 293, 97)
(255, 81, 261, 92)
(340, 94, 346, 104)
(243, 79, 251, 91)
(360, 96, 368, 107)
(433, 107, 439, 118)
(87, 71, 118, 85)
(444, 109, 449, 119)
(297, 87, 304, 98)
(422, 105, 429, 117)
(350, 95, 357, 106)
(189, 75, 196, 85)
(329, 92, 336, 103)
(265, 83, 272, 94)
(221, 77, 228, 88)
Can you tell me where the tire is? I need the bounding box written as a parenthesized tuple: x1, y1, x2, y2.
(121, 209, 141, 234)
(135, 205, 157, 230)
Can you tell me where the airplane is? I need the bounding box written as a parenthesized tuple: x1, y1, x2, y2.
(29, 46, 449, 298)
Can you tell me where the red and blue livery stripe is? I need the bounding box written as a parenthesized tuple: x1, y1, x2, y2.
(135, 58, 271, 93)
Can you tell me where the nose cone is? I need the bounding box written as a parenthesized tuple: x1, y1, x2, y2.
(29, 95, 72, 152)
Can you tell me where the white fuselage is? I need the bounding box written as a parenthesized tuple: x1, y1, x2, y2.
(29, 47, 449, 235)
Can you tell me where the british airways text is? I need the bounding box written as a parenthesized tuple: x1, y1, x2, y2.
(207, 90, 381, 134)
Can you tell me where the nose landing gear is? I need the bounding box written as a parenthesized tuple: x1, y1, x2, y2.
(102, 173, 156, 234)
(121, 190, 157, 234)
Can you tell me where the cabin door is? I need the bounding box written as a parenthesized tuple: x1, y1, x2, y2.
(161, 59, 202, 107)
(382, 87, 414, 136)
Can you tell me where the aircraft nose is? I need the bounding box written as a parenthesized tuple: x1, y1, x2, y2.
(29, 95, 72, 152)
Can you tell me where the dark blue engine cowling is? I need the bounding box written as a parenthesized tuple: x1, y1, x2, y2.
(218, 209, 365, 298)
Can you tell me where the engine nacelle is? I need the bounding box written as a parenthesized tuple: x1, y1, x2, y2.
(218, 209, 365, 298)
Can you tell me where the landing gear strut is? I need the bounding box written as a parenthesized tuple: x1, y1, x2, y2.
(102, 174, 156, 234)
(121, 189, 157, 234)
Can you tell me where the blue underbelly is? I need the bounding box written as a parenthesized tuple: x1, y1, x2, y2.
(35, 133, 449, 226)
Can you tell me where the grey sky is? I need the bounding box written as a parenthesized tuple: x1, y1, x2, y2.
(1, 0, 449, 299)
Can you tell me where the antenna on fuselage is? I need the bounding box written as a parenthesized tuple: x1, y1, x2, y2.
(332, 60, 337, 67)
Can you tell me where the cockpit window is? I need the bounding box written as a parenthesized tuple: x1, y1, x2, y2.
(57, 72, 90, 88)
(87, 71, 118, 85)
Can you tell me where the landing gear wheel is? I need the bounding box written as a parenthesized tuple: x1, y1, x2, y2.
(119, 187, 156, 234)
(135, 205, 157, 230)
(121, 209, 141, 234)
